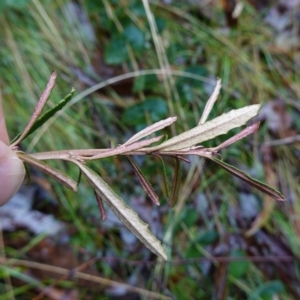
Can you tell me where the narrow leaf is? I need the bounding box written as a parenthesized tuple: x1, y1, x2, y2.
(11, 72, 57, 146)
(127, 156, 160, 205)
(211, 122, 260, 152)
(31, 88, 75, 133)
(148, 104, 261, 152)
(83, 135, 163, 160)
(17, 152, 77, 192)
(11, 88, 75, 144)
(72, 161, 167, 260)
(77, 169, 82, 186)
(174, 155, 190, 163)
(169, 157, 181, 207)
(210, 157, 286, 201)
(123, 117, 177, 146)
(199, 79, 221, 125)
(95, 191, 107, 222)
(155, 154, 170, 198)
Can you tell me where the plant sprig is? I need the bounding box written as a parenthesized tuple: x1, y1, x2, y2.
(11, 73, 286, 261)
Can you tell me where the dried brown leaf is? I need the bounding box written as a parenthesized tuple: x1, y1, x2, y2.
(127, 156, 160, 205)
(95, 192, 107, 222)
(210, 157, 286, 201)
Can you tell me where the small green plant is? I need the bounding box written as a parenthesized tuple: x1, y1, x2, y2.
(11, 72, 285, 261)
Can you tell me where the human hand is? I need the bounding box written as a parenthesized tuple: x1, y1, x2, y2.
(0, 93, 25, 206)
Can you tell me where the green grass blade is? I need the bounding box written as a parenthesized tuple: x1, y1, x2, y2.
(169, 157, 181, 207)
(155, 154, 170, 198)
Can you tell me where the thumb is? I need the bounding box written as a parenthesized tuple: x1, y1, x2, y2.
(0, 140, 25, 206)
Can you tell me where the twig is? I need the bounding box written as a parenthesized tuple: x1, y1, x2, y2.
(0, 256, 171, 300)
(262, 135, 300, 147)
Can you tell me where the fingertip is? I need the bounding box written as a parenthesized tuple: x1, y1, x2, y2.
(0, 141, 25, 206)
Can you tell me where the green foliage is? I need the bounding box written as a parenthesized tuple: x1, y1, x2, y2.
(248, 281, 285, 300)
(133, 75, 146, 93)
(169, 157, 181, 207)
(124, 25, 145, 50)
(176, 66, 208, 103)
(182, 208, 199, 227)
(133, 74, 159, 93)
(0, 0, 29, 10)
(105, 34, 129, 65)
(104, 24, 145, 65)
(129, 1, 146, 17)
(169, 274, 202, 300)
(123, 97, 168, 127)
(228, 249, 250, 278)
(155, 17, 166, 33)
(196, 230, 219, 245)
(185, 230, 218, 258)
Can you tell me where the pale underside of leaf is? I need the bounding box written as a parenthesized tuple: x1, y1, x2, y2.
(147, 104, 261, 152)
(72, 161, 167, 261)
(17, 152, 77, 192)
(198, 79, 221, 125)
(123, 117, 177, 146)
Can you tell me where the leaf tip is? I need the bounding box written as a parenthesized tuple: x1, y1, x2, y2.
(160, 251, 168, 261)
(275, 195, 286, 202)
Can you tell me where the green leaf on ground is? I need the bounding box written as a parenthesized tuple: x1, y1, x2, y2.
(248, 280, 284, 300)
(228, 249, 250, 278)
(124, 25, 145, 50)
(104, 35, 129, 64)
(123, 97, 168, 127)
